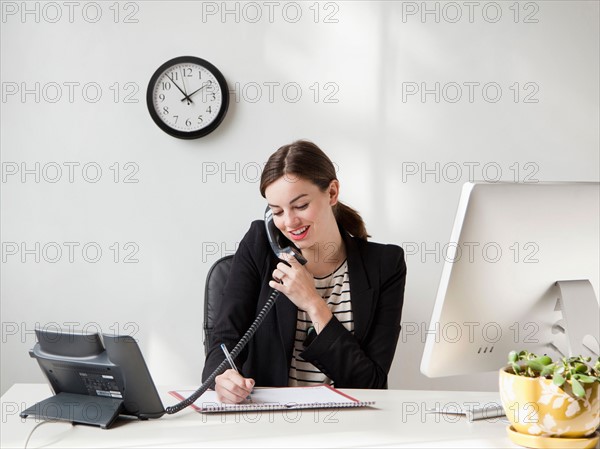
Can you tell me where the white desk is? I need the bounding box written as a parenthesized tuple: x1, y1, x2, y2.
(1, 384, 518, 448)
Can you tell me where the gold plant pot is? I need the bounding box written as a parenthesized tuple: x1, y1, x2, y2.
(499, 367, 599, 439)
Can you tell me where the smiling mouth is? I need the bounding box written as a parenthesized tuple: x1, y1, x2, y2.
(288, 226, 310, 241)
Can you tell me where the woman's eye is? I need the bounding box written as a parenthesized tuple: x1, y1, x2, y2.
(296, 204, 308, 210)
(273, 210, 283, 216)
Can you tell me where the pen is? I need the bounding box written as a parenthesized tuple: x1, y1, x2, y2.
(220, 343, 252, 400)
(220, 343, 239, 373)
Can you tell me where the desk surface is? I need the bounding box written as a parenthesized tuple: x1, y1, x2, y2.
(1, 384, 518, 448)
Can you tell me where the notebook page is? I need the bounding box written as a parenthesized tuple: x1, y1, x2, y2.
(238, 385, 357, 406)
(170, 385, 360, 411)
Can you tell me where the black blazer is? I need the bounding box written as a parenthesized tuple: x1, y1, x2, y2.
(202, 220, 406, 389)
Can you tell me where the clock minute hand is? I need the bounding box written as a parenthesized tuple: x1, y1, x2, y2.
(182, 83, 208, 102)
(166, 73, 193, 105)
(180, 68, 192, 105)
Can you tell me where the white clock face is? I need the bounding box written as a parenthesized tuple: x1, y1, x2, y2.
(148, 58, 227, 138)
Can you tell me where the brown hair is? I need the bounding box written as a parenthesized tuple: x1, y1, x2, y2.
(260, 140, 370, 240)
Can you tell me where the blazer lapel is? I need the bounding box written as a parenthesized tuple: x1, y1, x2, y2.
(343, 232, 373, 342)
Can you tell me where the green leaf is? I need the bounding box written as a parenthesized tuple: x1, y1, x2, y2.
(537, 355, 553, 366)
(508, 351, 518, 363)
(540, 364, 556, 377)
(571, 378, 585, 398)
(574, 374, 598, 384)
(527, 360, 545, 372)
(553, 373, 565, 386)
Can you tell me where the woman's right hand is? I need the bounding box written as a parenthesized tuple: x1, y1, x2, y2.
(214, 369, 255, 404)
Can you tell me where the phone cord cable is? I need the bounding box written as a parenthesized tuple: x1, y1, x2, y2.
(163, 289, 280, 415)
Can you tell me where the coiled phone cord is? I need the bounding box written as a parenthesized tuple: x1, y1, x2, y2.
(163, 288, 281, 415)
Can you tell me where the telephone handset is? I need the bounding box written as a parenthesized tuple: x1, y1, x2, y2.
(164, 207, 305, 415)
(264, 206, 307, 265)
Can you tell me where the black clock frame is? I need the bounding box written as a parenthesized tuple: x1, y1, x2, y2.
(146, 56, 230, 140)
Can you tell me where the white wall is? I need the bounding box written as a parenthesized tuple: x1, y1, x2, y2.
(1, 1, 598, 395)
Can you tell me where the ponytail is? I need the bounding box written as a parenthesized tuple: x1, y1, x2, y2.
(334, 201, 370, 240)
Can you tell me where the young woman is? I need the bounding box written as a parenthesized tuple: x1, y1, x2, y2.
(202, 140, 406, 404)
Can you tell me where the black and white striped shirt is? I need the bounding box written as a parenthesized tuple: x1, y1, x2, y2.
(288, 260, 353, 386)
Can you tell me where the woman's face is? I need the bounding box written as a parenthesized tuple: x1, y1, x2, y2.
(265, 175, 339, 250)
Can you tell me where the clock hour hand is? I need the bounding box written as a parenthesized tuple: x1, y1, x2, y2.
(166, 73, 193, 105)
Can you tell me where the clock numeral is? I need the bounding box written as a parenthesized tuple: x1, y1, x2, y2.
(161, 81, 172, 90)
(183, 68, 193, 77)
(173, 115, 179, 123)
(185, 118, 192, 127)
(171, 71, 179, 81)
(198, 71, 202, 80)
(208, 93, 216, 101)
(163, 106, 169, 114)
(158, 93, 165, 102)
(198, 115, 203, 123)
(206, 106, 212, 114)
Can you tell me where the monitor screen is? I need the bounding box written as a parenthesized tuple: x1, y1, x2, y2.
(421, 182, 599, 377)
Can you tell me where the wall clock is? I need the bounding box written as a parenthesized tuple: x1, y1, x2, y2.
(146, 56, 229, 139)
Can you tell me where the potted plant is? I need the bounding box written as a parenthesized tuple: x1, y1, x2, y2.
(499, 350, 599, 445)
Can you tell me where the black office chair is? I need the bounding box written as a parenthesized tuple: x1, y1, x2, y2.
(203, 255, 234, 356)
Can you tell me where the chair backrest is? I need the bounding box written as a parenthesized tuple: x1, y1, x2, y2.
(203, 255, 234, 356)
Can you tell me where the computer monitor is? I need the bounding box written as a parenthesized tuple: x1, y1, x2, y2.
(421, 182, 600, 378)
(21, 329, 165, 428)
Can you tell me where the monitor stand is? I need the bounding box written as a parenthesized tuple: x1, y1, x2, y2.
(553, 279, 600, 358)
(20, 392, 124, 429)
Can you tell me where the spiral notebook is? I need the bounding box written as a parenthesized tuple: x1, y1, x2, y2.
(169, 385, 375, 413)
